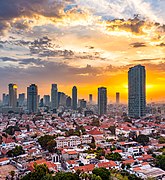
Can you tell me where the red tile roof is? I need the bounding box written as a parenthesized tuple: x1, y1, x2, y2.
(27, 159, 57, 172)
(74, 164, 95, 172)
(0, 157, 9, 162)
(97, 161, 117, 168)
(123, 159, 135, 164)
(88, 129, 103, 136)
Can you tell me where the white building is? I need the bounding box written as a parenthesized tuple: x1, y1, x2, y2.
(56, 135, 92, 148)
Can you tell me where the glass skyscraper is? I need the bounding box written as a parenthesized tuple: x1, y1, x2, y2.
(27, 84, 38, 113)
(72, 86, 77, 110)
(128, 65, 146, 117)
(98, 87, 107, 115)
(51, 84, 58, 110)
(9, 83, 17, 108)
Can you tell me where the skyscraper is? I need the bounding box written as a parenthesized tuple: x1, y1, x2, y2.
(9, 83, 17, 108)
(27, 84, 38, 113)
(128, 65, 146, 117)
(51, 84, 58, 110)
(72, 86, 77, 110)
(2, 93, 9, 106)
(116, 92, 120, 104)
(66, 96, 71, 108)
(98, 87, 107, 115)
(18, 93, 25, 107)
(79, 99, 87, 109)
(89, 94, 93, 104)
(43, 95, 50, 107)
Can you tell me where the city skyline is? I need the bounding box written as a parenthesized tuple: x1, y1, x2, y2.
(0, 75, 165, 104)
(0, 0, 164, 103)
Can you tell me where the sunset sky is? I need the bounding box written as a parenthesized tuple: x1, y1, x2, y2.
(0, 0, 164, 103)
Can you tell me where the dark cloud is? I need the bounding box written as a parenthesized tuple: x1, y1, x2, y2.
(0, 57, 45, 66)
(29, 36, 74, 58)
(0, 0, 72, 35)
(130, 42, 146, 48)
(0, 57, 103, 89)
(157, 43, 165, 47)
(133, 58, 165, 62)
(106, 17, 165, 37)
(106, 17, 145, 34)
(0, 0, 66, 19)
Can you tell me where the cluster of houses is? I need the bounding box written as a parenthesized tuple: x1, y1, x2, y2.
(0, 112, 165, 179)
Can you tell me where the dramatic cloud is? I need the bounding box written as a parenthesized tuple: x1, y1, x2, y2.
(0, 0, 164, 102)
(130, 42, 146, 48)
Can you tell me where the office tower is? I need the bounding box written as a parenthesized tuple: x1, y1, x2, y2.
(79, 99, 87, 109)
(116, 92, 120, 104)
(128, 65, 146, 117)
(18, 93, 25, 107)
(98, 87, 107, 115)
(43, 95, 50, 107)
(51, 84, 58, 110)
(2, 93, 9, 106)
(72, 86, 77, 110)
(9, 83, 17, 108)
(27, 84, 38, 113)
(66, 96, 71, 108)
(37, 95, 40, 106)
(59, 92, 67, 107)
(39, 98, 44, 107)
(89, 94, 93, 104)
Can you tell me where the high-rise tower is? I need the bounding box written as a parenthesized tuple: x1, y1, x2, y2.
(27, 84, 38, 113)
(51, 84, 58, 110)
(128, 65, 146, 117)
(98, 87, 107, 115)
(72, 86, 77, 110)
(8, 83, 17, 108)
(89, 94, 93, 104)
(116, 92, 120, 104)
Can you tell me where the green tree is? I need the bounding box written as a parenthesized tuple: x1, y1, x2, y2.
(108, 126, 116, 135)
(155, 155, 165, 170)
(137, 134, 149, 146)
(92, 167, 110, 180)
(95, 147, 105, 160)
(41, 174, 53, 180)
(47, 140, 57, 153)
(88, 136, 96, 149)
(158, 137, 165, 144)
(38, 135, 56, 152)
(22, 163, 50, 180)
(80, 172, 88, 180)
(7, 145, 25, 157)
(4, 126, 21, 135)
(89, 174, 102, 180)
(105, 152, 122, 161)
(54, 172, 79, 180)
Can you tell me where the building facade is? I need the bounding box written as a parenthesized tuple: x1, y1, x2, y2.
(27, 84, 38, 113)
(116, 92, 120, 104)
(43, 95, 50, 107)
(18, 93, 25, 107)
(8, 83, 17, 108)
(72, 86, 77, 110)
(98, 87, 107, 115)
(51, 84, 58, 110)
(128, 65, 146, 117)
